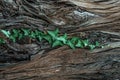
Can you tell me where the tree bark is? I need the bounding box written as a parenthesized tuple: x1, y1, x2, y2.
(0, 0, 120, 80)
(0, 47, 120, 80)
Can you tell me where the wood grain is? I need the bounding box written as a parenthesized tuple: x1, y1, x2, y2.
(0, 0, 120, 80)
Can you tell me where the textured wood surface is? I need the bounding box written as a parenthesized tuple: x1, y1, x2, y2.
(0, 47, 120, 80)
(0, 0, 120, 80)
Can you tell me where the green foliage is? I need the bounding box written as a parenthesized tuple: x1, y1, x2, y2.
(52, 40, 63, 47)
(0, 38, 5, 44)
(95, 41, 100, 47)
(56, 33, 67, 44)
(18, 33, 23, 40)
(75, 40, 83, 48)
(66, 40, 75, 49)
(1, 30, 10, 37)
(29, 31, 36, 39)
(21, 28, 30, 36)
(88, 44, 96, 50)
(47, 28, 59, 40)
(82, 39, 89, 47)
(9, 36, 16, 42)
(0, 28, 100, 50)
(43, 35, 52, 44)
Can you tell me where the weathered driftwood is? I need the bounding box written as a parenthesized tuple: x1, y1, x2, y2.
(0, 47, 120, 80)
(0, 0, 120, 80)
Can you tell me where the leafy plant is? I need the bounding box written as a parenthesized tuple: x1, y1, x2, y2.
(30, 31, 36, 38)
(18, 33, 24, 40)
(75, 40, 83, 48)
(89, 45, 95, 50)
(52, 40, 63, 47)
(43, 34, 52, 44)
(0, 28, 100, 50)
(1, 30, 10, 37)
(82, 39, 89, 47)
(0, 38, 5, 44)
(56, 33, 67, 44)
(9, 29, 20, 42)
(21, 28, 30, 36)
(66, 40, 75, 49)
(47, 28, 59, 40)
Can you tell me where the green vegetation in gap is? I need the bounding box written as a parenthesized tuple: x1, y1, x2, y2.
(0, 28, 100, 50)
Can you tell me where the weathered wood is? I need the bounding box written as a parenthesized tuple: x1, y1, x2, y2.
(0, 0, 120, 80)
(0, 47, 120, 80)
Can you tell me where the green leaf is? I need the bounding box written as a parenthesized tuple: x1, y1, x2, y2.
(29, 31, 36, 38)
(47, 28, 59, 39)
(12, 29, 19, 33)
(56, 33, 67, 44)
(34, 30, 43, 36)
(75, 40, 83, 48)
(18, 33, 23, 40)
(37, 35, 43, 41)
(82, 39, 89, 47)
(36, 31, 44, 41)
(43, 35, 52, 44)
(34, 30, 39, 35)
(11, 29, 19, 38)
(67, 40, 75, 49)
(1, 30, 10, 37)
(71, 37, 79, 44)
(9, 36, 16, 42)
(52, 40, 63, 47)
(21, 28, 30, 36)
(54, 28, 59, 35)
(89, 44, 96, 50)
(95, 41, 99, 47)
(0, 38, 5, 44)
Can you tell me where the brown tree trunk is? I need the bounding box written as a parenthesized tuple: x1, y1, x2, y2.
(0, 0, 120, 80)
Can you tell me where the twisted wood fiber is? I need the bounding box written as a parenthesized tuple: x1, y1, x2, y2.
(0, 0, 120, 80)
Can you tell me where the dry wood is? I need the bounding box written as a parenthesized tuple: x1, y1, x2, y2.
(0, 0, 120, 80)
(0, 47, 120, 80)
